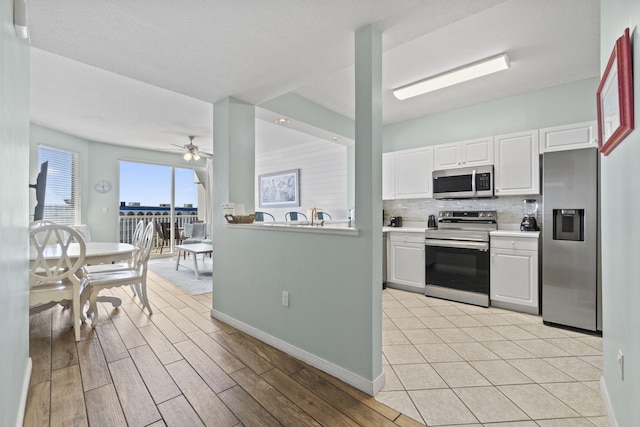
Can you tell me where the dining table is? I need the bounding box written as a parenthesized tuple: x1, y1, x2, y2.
(35, 241, 136, 265)
(30, 241, 137, 312)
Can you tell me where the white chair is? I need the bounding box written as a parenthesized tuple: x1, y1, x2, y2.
(81, 220, 144, 276)
(182, 222, 209, 259)
(30, 223, 87, 341)
(182, 222, 207, 244)
(82, 222, 155, 326)
(80, 220, 145, 299)
(70, 224, 92, 243)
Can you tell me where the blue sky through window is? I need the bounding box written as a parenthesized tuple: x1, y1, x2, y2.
(120, 161, 198, 208)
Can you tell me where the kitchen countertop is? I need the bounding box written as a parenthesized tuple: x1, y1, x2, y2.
(490, 230, 540, 238)
(383, 221, 428, 234)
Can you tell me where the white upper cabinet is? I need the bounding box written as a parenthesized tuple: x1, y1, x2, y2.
(539, 121, 598, 153)
(433, 136, 493, 170)
(382, 152, 396, 200)
(494, 130, 540, 196)
(383, 147, 433, 200)
(395, 147, 433, 199)
(433, 143, 460, 169)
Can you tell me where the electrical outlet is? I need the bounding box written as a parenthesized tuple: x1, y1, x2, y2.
(282, 291, 289, 307)
(617, 349, 624, 380)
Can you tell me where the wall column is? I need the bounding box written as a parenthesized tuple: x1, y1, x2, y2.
(354, 24, 384, 389)
(213, 97, 255, 215)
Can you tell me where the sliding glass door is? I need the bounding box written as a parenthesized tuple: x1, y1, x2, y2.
(119, 161, 201, 255)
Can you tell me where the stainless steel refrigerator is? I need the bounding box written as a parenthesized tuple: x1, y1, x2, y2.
(542, 148, 601, 331)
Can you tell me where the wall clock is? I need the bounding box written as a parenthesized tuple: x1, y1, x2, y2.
(95, 180, 112, 193)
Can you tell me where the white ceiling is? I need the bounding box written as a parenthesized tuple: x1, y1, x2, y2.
(27, 0, 600, 155)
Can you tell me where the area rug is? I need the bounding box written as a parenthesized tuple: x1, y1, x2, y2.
(148, 256, 213, 295)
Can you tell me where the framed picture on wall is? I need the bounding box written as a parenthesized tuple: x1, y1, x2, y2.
(258, 169, 300, 208)
(597, 27, 634, 156)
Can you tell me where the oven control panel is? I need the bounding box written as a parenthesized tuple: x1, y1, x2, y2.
(439, 210, 496, 221)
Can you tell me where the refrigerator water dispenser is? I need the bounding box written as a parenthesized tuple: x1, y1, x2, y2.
(553, 209, 585, 241)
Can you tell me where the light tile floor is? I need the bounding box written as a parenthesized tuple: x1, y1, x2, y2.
(376, 288, 609, 426)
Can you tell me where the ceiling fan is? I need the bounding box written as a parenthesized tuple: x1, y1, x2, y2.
(171, 136, 212, 161)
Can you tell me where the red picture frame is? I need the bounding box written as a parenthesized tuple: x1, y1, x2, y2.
(597, 28, 634, 156)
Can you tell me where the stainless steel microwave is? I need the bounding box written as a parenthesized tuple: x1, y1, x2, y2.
(432, 165, 494, 199)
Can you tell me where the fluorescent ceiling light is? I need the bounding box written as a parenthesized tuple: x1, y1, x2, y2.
(393, 53, 510, 100)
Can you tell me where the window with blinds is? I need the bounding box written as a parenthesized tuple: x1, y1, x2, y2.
(38, 146, 80, 225)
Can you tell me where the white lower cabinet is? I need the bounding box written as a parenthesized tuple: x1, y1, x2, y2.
(490, 233, 540, 314)
(387, 232, 425, 293)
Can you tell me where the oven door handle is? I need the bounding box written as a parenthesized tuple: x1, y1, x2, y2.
(425, 239, 489, 251)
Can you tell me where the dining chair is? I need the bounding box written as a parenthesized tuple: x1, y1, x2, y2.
(155, 221, 167, 253)
(83, 222, 155, 326)
(30, 223, 87, 341)
(285, 212, 307, 221)
(70, 224, 92, 242)
(80, 220, 144, 286)
(316, 211, 332, 220)
(30, 219, 57, 229)
(255, 211, 275, 222)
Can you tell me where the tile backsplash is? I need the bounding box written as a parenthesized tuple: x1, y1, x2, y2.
(383, 195, 541, 229)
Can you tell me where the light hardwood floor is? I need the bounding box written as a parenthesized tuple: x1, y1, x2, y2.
(24, 270, 423, 427)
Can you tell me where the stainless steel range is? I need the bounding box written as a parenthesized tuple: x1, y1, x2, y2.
(425, 210, 497, 307)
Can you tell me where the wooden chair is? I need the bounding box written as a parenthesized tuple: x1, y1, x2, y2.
(83, 222, 155, 326)
(29, 223, 87, 341)
(155, 221, 167, 253)
(255, 212, 275, 222)
(285, 212, 307, 221)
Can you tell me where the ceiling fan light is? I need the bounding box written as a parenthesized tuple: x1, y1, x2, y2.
(193, 153, 200, 161)
(183, 152, 192, 161)
(393, 53, 510, 100)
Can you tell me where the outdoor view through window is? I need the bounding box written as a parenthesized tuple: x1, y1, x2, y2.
(119, 161, 201, 249)
(119, 161, 198, 209)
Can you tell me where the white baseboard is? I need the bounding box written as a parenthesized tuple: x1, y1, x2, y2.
(212, 309, 383, 396)
(16, 357, 32, 427)
(600, 375, 618, 427)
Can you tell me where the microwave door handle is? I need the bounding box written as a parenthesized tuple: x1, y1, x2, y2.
(471, 169, 476, 194)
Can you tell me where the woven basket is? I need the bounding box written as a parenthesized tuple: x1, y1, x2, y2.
(224, 214, 256, 224)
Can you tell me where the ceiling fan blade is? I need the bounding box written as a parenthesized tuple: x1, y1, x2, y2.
(170, 143, 185, 149)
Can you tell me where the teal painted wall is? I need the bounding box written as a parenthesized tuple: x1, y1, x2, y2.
(0, 0, 31, 424)
(30, 124, 201, 242)
(600, 1, 640, 424)
(213, 27, 384, 388)
(383, 78, 598, 152)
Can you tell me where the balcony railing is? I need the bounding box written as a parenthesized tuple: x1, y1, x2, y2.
(119, 214, 200, 250)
